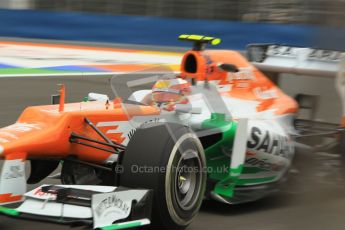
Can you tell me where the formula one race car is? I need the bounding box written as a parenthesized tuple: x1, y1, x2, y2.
(0, 35, 343, 230)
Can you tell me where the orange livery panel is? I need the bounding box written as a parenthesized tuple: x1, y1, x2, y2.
(0, 101, 159, 164)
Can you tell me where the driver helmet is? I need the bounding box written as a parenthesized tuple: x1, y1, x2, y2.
(152, 78, 191, 110)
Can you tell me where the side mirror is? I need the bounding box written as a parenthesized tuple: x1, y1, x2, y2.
(218, 63, 239, 72)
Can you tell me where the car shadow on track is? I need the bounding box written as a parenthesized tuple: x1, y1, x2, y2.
(199, 191, 293, 217)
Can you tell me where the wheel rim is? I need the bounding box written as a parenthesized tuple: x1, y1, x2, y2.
(173, 149, 203, 211)
(165, 133, 206, 226)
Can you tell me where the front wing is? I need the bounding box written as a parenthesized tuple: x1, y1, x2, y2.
(0, 184, 152, 230)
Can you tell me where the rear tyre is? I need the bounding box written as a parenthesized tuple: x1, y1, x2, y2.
(120, 123, 206, 230)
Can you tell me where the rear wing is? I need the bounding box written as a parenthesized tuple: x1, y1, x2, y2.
(246, 44, 343, 78)
(247, 44, 345, 126)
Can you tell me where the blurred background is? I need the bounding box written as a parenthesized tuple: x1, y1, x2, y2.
(0, 0, 344, 49)
(0, 0, 344, 124)
(0, 0, 345, 123)
(1, 0, 345, 26)
(0, 0, 343, 122)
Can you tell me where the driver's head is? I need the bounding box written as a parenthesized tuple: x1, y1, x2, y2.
(152, 78, 191, 107)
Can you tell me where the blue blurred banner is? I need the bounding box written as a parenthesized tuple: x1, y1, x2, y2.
(0, 8, 344, 50)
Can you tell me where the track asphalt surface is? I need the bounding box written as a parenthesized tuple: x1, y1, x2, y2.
(0, 48, 344, 230)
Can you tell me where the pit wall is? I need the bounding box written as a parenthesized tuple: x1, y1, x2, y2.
(0, 8, 320, 50)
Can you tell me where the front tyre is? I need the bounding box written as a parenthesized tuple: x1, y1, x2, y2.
(120, 123, 206, 230)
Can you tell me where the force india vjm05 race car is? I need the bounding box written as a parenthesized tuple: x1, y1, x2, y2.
(0, 35, 344, 230)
